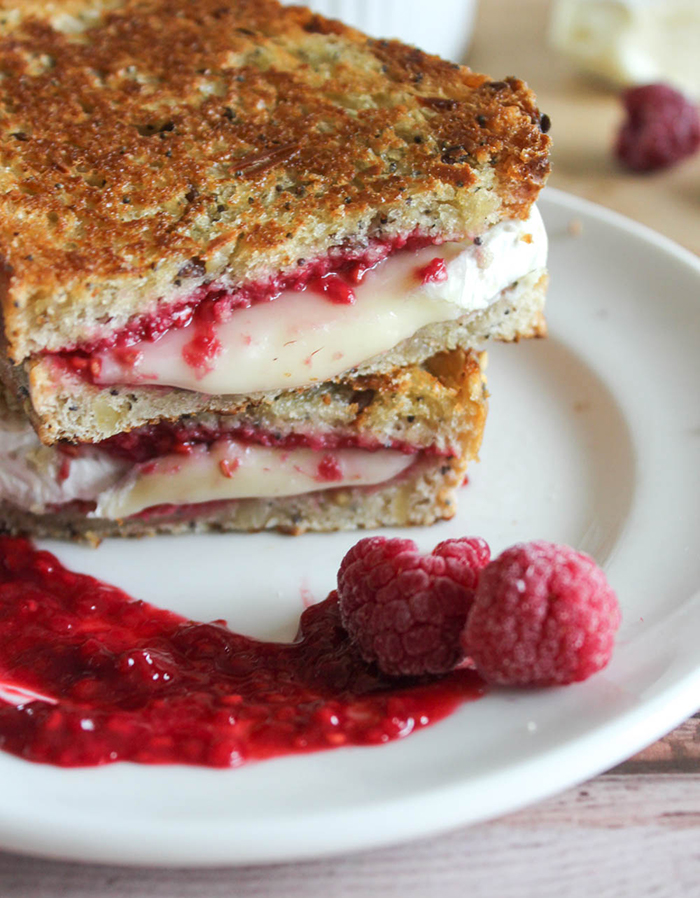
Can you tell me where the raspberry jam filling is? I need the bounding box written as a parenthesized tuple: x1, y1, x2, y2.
(0, 538, 484, 768)
(417, 258, 448, 285)
(41, 430, 439, 522)
(56, 232, 442, 379)
(95, 422, 445, 464)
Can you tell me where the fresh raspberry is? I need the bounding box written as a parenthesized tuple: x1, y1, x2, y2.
(615, 83, 700, 172)
(337, 536, 490, 677)
(463, 541, 620, 687)
(432, 537, 491, 581)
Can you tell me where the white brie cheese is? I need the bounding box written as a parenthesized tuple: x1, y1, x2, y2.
(0, 417, 415, 519)
(95, 441, 415, 519)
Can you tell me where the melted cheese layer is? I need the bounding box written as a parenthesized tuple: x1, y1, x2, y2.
(93, 206, 547, 395)
(0, 417, 416, 519)
(95, 441, 415, 520)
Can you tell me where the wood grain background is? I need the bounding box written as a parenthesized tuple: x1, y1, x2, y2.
(1, 0, 698, 893)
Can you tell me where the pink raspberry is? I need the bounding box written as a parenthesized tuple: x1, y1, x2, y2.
(616, 83, 700, 172)
(337, 536, 490, 677)
(463, 541, 621, 687)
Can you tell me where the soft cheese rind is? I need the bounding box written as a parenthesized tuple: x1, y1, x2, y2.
(0, 421, 127, 514)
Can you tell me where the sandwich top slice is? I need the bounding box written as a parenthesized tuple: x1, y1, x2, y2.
(0, 0, 550, 444)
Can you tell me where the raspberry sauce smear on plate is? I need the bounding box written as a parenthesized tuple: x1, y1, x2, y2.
(0, 538, 484, 767)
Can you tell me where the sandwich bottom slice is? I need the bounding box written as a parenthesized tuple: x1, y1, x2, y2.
(0, 349, 487, 543)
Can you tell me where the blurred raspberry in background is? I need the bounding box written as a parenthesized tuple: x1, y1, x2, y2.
(616, 84, 700, 172)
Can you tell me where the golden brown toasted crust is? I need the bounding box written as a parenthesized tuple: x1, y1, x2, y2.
(0, 0, 550, 360)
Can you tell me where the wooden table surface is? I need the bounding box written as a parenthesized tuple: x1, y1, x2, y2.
(1, 1, 699, 894)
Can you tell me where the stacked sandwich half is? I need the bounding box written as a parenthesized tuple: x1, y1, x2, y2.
(0, 0, 550, 540)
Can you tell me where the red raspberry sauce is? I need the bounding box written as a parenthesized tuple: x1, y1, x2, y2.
(181, 323, 222, 376)
(308, 273, 356, 305)
(417, 258, 448, 285)
(96, 422, 444, 463)
(316, 454, 344, 482)
(0, 538, 484, 768)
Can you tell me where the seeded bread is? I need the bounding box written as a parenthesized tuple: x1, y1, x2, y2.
(0, 0, 550, 362)
(0, 348, 487, 542)
(11, 270, 545, 444)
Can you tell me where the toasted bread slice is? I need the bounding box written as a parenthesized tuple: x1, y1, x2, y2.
(0, 348, 487, 542)
(0, 0, 550, 362)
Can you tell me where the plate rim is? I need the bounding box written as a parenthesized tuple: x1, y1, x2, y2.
(0, 186, 699, 867)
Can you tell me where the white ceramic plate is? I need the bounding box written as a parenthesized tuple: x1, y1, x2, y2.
(1, 188, 699, 867)
(277, 0, 477, 62)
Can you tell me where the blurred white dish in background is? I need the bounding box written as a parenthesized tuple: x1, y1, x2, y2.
(551, 0, 700, 99)
(279, 0, 478, 61)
